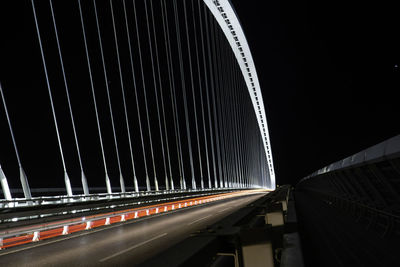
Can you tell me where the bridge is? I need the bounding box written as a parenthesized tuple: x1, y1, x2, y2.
(1, 0, 274, 200)
(1, 0, 276, 265)
(1, 0, 399, 266)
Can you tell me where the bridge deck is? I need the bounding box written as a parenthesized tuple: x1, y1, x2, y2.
(0, 193, 263, 266)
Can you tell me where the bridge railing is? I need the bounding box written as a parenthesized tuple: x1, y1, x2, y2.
(0, 189, 261, 250)
(297, 134, 400, 237)
(0, 187, 228, 209)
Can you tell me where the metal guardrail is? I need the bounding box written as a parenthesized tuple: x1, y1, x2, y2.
(297, 134, 400, 240)
(0, 188, 231, 209)
(0, 190, 260, 250)
(301, 134, 400, 182)
(0, 189, 237, 225)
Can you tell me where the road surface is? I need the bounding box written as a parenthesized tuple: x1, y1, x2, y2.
(0, 192, 265, 266)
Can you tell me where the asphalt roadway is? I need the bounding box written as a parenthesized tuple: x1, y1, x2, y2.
(0, 192, 265, 266)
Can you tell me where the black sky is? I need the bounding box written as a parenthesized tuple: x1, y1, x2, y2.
(230, 0, 400, 185)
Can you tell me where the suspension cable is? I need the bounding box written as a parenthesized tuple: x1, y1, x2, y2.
(209, 16, 224, 188)
(222, 31, 236, 187)
(218, 23, 232, 188)
(122, 0, 146, 192)
(0, 89, 21, 168)
(31, 0, 73, 196)
(218, 39, 230, 187)
(140, 0, 159, 192)
(132, 0, 157, 191)
(230, 51, 242, 187)
(0, 82, 31, 198)
(227, 43, 239, 187)
(145, 0, 168, 190)
(78, 0, 112, 194)
(161, 0, 186, 190)
(49, 0, 89, 195)
(158, 0, 175, 190)
(173, 0, 197, 190)
(236, 63, 246, 187)
(93, 0, 125, 193)
(114, 0, 139, 193)
(203, 6, 218, 188)
(214, 26, 228, 188)
(149, 0, 171, 190)
(193, 0, 211, 189)
(183, 0, 204, 190)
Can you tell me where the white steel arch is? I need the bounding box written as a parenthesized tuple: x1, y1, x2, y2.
(202, 0, 276, 189)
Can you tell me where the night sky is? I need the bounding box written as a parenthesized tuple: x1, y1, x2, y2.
(0, 0, 399, 194)
(231, 0, 400, 185)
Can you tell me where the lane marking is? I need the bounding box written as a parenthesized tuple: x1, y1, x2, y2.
(0, 197, 223, 257)
(0, 194, 255, 257)
(99, 233, 168, 262)
(187, 215, 212, 225)
(217, 207, 232, 213)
